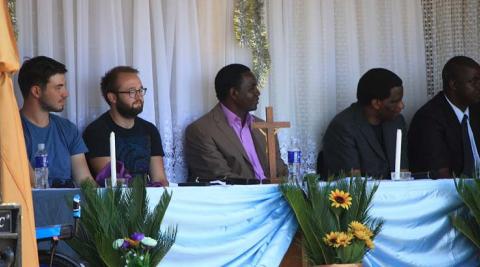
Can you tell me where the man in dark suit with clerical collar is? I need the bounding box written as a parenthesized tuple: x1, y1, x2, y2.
(185, 64, 287, 183)
(409, 56, 480, 178)
(322, 68, 408, 179)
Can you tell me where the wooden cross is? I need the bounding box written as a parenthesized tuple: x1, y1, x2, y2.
(253, 106, 290, 183)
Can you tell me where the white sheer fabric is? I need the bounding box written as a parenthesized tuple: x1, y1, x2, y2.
(267, 0, 427, 171)
(422, 0, 480, 96)
(15, 0, 427, 183)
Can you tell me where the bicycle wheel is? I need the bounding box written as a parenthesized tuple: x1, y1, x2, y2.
(38, 250, 81, 267)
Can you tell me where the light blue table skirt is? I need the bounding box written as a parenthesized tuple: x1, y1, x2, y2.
(363, 179, 478, 267)
(151, 184, 297, 267)
(156, 180, 478, 267)
(33, 179, 479, 266)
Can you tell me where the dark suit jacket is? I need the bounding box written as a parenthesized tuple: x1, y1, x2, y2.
(185, 104, 287, 182)
(408, 92, 480, 177)
(322, 102, 408, 179)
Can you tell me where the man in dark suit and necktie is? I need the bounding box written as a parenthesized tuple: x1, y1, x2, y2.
(409, 56, 480, 178)
(185, 64, 287, 182)
(322, 68, 408, 179)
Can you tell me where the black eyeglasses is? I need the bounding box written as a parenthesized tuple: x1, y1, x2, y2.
(116, 87, 147, 98)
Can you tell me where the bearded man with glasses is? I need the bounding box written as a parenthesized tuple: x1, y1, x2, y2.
(83, 66, 169, 186)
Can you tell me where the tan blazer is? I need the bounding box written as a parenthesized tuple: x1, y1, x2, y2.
(185, 104, 287, 182)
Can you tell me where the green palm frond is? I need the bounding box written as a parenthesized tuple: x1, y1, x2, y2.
(282, 182, 334, 264)
(144, 187, 173, 239)
(450, 214, 480, 248)
(67, 178, 176, 266)
(347, 178, 383, 238)
(281, 174, 383, 264)
(122, 176, 149, 233)
(337, 240, 364, 263)
(151, 225, 177, 264)
(451, 178, 480, 249)
(463, 179, 480, 225)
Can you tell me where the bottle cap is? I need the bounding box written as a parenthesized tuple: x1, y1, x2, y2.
(38, 143, 45, 150)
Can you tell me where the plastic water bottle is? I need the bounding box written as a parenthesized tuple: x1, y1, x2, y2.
(287, 139, 302, 185)
(34, 143, 49, 189)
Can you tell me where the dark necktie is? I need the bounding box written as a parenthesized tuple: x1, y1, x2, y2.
(462, 114, 474, 177)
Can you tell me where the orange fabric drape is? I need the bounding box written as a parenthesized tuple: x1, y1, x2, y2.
(0, 0, 38, 265)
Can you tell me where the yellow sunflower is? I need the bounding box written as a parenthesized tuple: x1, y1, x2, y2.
(349, 221, 373, 240)
(364, 227, 373, 238)
(329, 189, 352, 209)
(323, 231, 338, 247)
(335, 232, 353, 247)
(365, 238, 375, 249)
(352, 229, 370, 240)
(349, 221, 366, 232)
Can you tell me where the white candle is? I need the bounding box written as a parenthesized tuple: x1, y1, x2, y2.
(110, 132, 117, 187)
(394, 129, 402, 180)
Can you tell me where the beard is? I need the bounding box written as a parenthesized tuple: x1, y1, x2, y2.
(40, 96, 64, 113)
(116, 100, 143, 118)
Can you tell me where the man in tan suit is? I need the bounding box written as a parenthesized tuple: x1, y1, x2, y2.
(185, 64, 287, 183)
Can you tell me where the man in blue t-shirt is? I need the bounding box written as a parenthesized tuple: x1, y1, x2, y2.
(18, 56, 93, 187)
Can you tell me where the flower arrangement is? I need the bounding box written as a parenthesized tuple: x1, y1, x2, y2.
(113, 232, 158, 267)
(450, 178, 480, 249)
(67, 176, 176, 267)
(281, 174, 383, 265)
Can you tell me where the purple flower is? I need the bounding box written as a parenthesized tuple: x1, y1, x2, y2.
(120, 240, 130, 249)
(130, 232, 145, 241)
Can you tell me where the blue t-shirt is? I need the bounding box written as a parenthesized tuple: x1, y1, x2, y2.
(21, 114, 88, 184)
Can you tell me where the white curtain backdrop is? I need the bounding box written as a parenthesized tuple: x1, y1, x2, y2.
(15, 0, 427, 183)
(422, 0, 480, 96)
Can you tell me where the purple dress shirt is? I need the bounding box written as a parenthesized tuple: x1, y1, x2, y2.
(221, 104, 266, 180)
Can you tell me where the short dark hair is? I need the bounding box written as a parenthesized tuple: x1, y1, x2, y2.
(100, 66, 139, 105)
(18, 56, 67, 98)
(356, 68, 403, 106)
(214, 64, 251, 101)
(442, 56, 480, 91)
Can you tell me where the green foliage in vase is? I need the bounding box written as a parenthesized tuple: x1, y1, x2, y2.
(67, 177, 177, 267)
(281, 174, 383, 265)
(450, 178, 480, 249)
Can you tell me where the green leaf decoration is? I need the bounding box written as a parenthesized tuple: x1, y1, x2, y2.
(280, 174, 383, 264)
(233, 0, 271, 89)
(67, 177, 176, 267)
(451, 177, 480, 250)
(7, 0, 17, 39)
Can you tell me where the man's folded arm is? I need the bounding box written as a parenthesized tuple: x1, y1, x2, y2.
(71, 153, 95, 185)
(409, 113, 452, 178)
(86, 156, 110, 177)
(150, 156, 169, 186)
(185, 124, 241, 180)
(323, 122, 361, 176)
